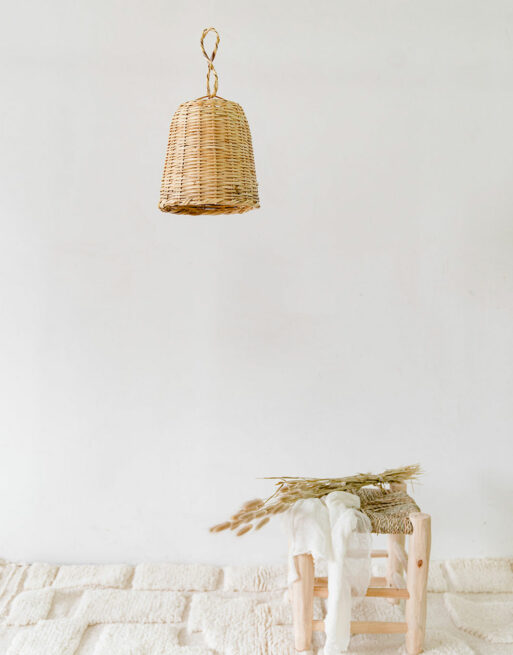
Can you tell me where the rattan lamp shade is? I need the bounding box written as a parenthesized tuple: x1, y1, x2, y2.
(159, 29, 259, 215)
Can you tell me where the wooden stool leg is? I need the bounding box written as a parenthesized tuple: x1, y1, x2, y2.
(405, 513, 431, 655)
(291, 553, 314, 652)
(387, 533, 405, 604)
(387, 481, 407, 604)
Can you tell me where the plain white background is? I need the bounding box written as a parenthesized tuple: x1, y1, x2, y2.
(0, 0, 512, 565)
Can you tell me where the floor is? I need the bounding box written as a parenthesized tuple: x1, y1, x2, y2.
(1, 558, 512, 654)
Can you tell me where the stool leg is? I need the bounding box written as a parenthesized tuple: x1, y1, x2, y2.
(387, 533, 405, 603)
(291, 553, 314, 652)
(405, 513, 431, 655)
(388, 481, 407, 604)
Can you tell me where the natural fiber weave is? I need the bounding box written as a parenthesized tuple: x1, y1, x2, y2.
(159, 28, 259, 215)
(159, 97, 259, 215)
(358, 487, 420, 535)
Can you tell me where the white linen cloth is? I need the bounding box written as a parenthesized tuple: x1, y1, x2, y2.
(287, 491, 372, 654)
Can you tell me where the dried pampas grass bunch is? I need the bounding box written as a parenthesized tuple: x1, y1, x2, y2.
(210, 464, 421, 537)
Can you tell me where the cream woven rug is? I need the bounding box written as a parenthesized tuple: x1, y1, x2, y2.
(1, 558, 512, 654)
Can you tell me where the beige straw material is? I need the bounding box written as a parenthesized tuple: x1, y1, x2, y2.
(210, 465, 422, 537)
(357, 488, 420, 535)
(159, 97, 259, 215)
(159, 27, 259, 215)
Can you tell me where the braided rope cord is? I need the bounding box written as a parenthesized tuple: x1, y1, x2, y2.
(201, 27, 220, 97)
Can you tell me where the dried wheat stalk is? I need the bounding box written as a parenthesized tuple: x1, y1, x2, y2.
(209, 464, 422, 536)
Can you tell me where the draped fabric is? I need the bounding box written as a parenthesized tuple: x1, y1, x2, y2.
(287, 491, 372, 654)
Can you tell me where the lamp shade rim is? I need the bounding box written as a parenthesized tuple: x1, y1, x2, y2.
(159, 201, 259, 215)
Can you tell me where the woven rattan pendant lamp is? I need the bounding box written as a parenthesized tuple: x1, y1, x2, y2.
(159, 28, 259, 215)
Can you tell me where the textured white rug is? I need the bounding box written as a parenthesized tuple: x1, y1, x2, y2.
(1, 558, 512, 654)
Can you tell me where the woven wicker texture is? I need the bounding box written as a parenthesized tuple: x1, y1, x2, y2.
(159, 28, 259, 215)
(357, 488, 420, 535)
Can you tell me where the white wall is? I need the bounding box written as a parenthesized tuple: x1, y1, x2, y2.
(1, 0, 512, 565)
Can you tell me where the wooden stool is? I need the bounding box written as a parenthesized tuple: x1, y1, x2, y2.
(290, 483, 431, 655)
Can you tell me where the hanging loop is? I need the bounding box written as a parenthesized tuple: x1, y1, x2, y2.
(201, 27, 220, 97)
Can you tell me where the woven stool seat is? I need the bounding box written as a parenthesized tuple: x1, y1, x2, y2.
(357, 487, 420, 535)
